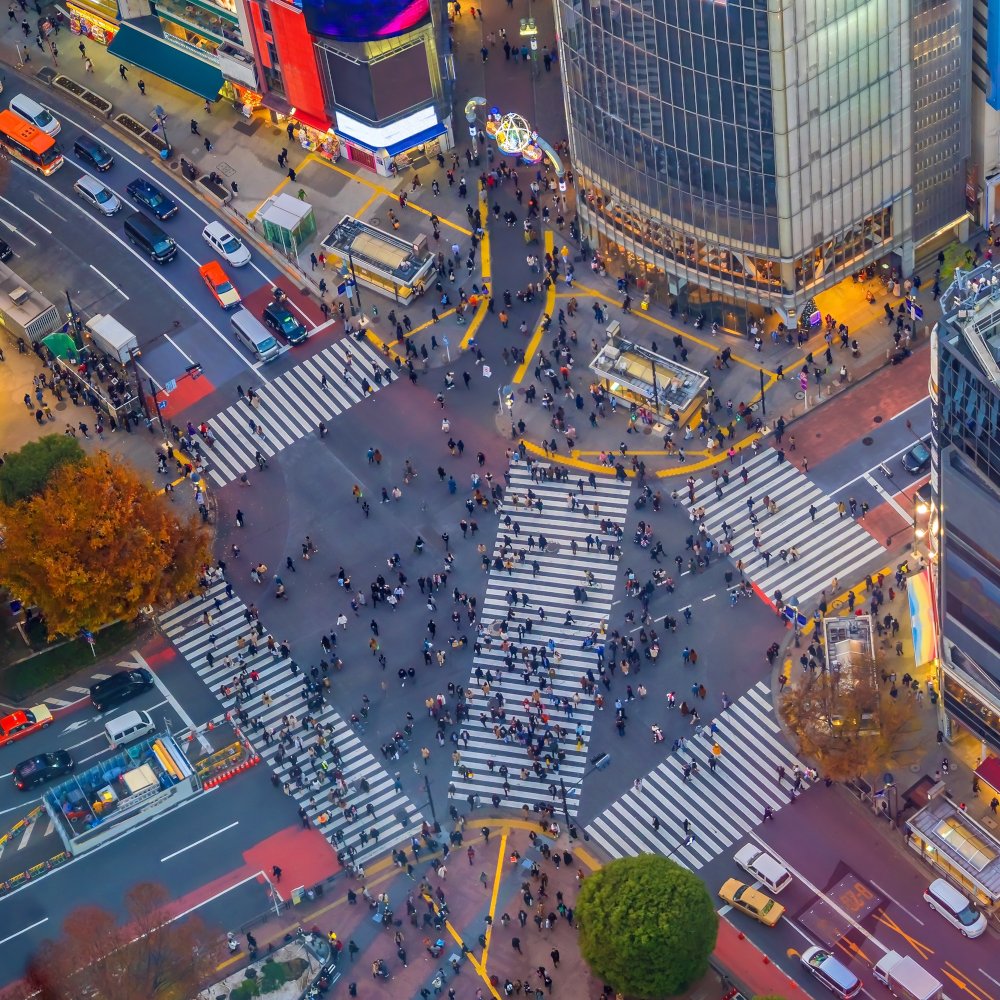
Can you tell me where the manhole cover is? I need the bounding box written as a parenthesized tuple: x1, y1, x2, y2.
(545, 542, 560, 554)
(371, 216, 381, 226)
(216, 161, 236, 177)
(873, 415, 883, 423)
(795, 390, 805, 400)
(861, 436, 874, 446)
(641, 425, 651, 435)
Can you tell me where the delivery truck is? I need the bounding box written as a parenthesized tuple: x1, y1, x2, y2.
(873, 951, 942, 1000)
(85, 313, 138, 364)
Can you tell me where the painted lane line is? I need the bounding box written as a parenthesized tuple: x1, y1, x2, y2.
(977, 968, 1000, 991)
(169, 871, 267, 922)
(752, 830, 889, 955)
(890, 395, 930, 421)
(0, 917, 48, 946)
(868, 881, 924, 925)
(10, 161, 259, 375)
(862, 472, 914, 525)
(829, 438, 928, 497)
(161, 821, 239, 862)
(90, 263, 130, 300)
(137, 651, 214, 754)
(701, 593, 716, 602)
(0, 193, 52, 233)
(164, 333, 195, 365)
(0, 218, 35, 245)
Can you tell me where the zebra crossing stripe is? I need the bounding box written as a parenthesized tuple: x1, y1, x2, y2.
(584, 681, 806, 867)
(684, 449, 883, 605)
(203, 337, 394, 486)
(448, 463, 633, 814)
(160, 583, 424, 863)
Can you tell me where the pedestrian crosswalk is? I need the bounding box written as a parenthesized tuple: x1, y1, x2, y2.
(448, 462, 633, 816)
(683, 449, 884, 607)
(584, 680, 806, 867)
(159, 583, 423, 864)
(202, 336, 394, 487)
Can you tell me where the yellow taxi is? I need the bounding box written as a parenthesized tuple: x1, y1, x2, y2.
(199, 260, 241, 309)
(719, 878, 785, 927)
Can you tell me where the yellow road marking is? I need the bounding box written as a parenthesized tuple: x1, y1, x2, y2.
(513, 230, 555, 383)
(480, 830, 507, 966)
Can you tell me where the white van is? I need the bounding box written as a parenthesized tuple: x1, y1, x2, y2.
(74, 174, 121, 216)
(10, 94, 60, 136)
(232, 308, 280, 362)
(104, 709, 155, 749)
(733, 844, 793, 894)
(923, 878, 987, 938)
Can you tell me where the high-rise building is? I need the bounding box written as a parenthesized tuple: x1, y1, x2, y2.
(243, 0, 454, 175)
(932, 262, 1000, 752)
(971, 0, 1000, 228)
(554, 0, 971, 327)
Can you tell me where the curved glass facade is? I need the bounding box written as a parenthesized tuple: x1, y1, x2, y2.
(562, 0, 777, 247)
(556, 0, 915, 315)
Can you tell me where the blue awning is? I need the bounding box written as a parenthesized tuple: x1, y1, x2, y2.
(109, 24, 223, 102)
(385, 123, 446, 157)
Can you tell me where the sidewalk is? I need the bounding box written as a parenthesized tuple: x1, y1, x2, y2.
(215, 815, 796, 1000)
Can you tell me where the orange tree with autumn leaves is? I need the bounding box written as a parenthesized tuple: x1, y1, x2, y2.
(0, 443, 210, 638)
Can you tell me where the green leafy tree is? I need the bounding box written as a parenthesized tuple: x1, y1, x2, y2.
(577, 854, 718, 998)
(0, 435, 84, 504)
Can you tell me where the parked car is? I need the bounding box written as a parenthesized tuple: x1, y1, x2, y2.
(13, 750, 74, 790)
(0, 238, 12, 260)
(203, 221, 251, 267)
(126, 178, 179, 220)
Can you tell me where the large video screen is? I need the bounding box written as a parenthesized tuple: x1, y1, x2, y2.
(303, 0, 430, 41)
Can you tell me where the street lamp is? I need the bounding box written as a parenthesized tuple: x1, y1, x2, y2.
(152, 105, 171, 159)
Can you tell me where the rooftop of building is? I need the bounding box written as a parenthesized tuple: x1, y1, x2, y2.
(938, 263, 1000, 387)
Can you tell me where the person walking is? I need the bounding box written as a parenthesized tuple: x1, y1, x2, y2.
(137, 79, 145, 95)
(235, 509, 245, 527)
(119, 62, 128, 80)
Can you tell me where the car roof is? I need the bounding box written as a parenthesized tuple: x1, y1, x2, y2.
(129, 178, 156, 190)
(199, 260, 229, 281)
(204, 221, 230, 237)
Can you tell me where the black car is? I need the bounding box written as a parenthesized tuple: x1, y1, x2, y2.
(13, 750, 74, 790)
(126, 178, 179, 220)
(262, 302, 308, 345)
(0, 239, 12, 262)
(902, 441, 931, 474)
(73, 136, 114, 172)
(89, 667, 154, 712)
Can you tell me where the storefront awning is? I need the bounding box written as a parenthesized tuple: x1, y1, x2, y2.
(291, 109, 331, 133)
(385, 123, 446, 157)
(108, 24, 223, 101)
(976, 757, 1000, 797)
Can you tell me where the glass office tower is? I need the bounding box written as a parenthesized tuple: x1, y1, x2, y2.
(555, 0, 921, 324)
(933, 264, 1000, 753)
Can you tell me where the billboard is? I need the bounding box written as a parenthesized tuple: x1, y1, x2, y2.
(303, 0, 430, 41)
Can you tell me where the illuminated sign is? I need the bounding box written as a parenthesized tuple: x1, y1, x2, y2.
(302, 0, 429, 41)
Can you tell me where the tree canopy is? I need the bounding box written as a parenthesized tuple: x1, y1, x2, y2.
(24, 882, 218, 1000)
(780, 667, 917, 782)
(0, 435, 84, 505)
(576, 854, 718, 998)
(0, 452, 209, 637)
